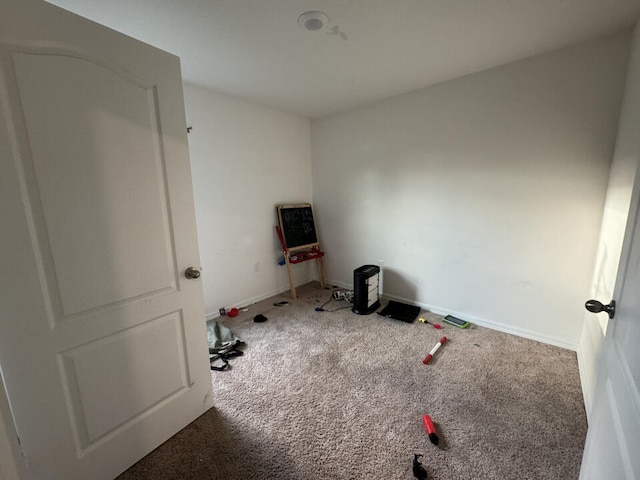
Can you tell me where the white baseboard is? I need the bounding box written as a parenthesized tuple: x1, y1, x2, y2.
(326, 277, 579, 352)
(326, 278, 351, 290)
(205, 277, 314, 322)
(576, 341, 592, 420)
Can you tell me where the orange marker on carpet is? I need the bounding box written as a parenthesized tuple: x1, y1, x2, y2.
(422, 336, 447, 364)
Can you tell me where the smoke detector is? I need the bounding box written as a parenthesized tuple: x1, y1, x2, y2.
(298, 11, 328, 32)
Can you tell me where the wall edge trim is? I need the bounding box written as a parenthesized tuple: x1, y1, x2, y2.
(326, 277, 579, 351)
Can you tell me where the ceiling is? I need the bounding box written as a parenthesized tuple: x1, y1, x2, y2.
(46, 0, 640, 118)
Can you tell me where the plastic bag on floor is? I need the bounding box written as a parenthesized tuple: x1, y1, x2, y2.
(206, 321, 244, 371)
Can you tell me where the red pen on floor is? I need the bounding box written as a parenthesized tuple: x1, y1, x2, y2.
(419, 317, 442, 329)
(423, 336, 447, 364)
(422, 414, 440, 445)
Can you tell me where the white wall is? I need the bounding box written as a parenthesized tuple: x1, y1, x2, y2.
(579, 22, 640, 417)
(311, 32, 630, 348)
(184, 84, 314, 318)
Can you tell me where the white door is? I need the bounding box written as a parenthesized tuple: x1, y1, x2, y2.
(579, 165, 640, 477)
(0, 1, 213, 479)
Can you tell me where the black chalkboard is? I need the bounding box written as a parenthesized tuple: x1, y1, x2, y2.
(277, 204, 318, 249)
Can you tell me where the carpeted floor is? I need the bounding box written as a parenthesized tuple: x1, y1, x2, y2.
(117, 282, 588, 479)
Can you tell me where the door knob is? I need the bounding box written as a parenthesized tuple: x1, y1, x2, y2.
(184, 267, 201, 279)
(585, 299, 615, 319)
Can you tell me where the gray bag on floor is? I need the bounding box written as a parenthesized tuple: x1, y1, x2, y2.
(206, 321, 244, 371)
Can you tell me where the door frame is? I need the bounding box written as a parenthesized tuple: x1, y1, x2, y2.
(0, 378, 27, 480)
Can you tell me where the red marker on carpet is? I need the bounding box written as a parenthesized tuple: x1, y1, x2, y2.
(422, 414, 440, 445)
(422, 336, 447, 364)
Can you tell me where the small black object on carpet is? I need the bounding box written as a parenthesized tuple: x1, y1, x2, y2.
(378, 300, 421, 323)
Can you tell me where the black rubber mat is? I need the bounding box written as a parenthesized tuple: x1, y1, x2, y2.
(377, 300, 421, 323)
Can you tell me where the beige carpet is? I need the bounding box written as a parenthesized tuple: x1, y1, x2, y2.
(117, 282, 587, 479)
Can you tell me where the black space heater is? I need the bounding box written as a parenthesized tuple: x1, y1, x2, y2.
(352, 264, 381, 315)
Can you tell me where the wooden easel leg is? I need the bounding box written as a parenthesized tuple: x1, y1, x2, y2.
(316, 257, 326, 288)
(285, 257, 297, 299)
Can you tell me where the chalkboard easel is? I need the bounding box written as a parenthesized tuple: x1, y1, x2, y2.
(275, 204, 326, 299)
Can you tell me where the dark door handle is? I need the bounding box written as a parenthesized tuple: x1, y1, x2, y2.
(585, 299, 615, 319)
(184, 267, 201, 279)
